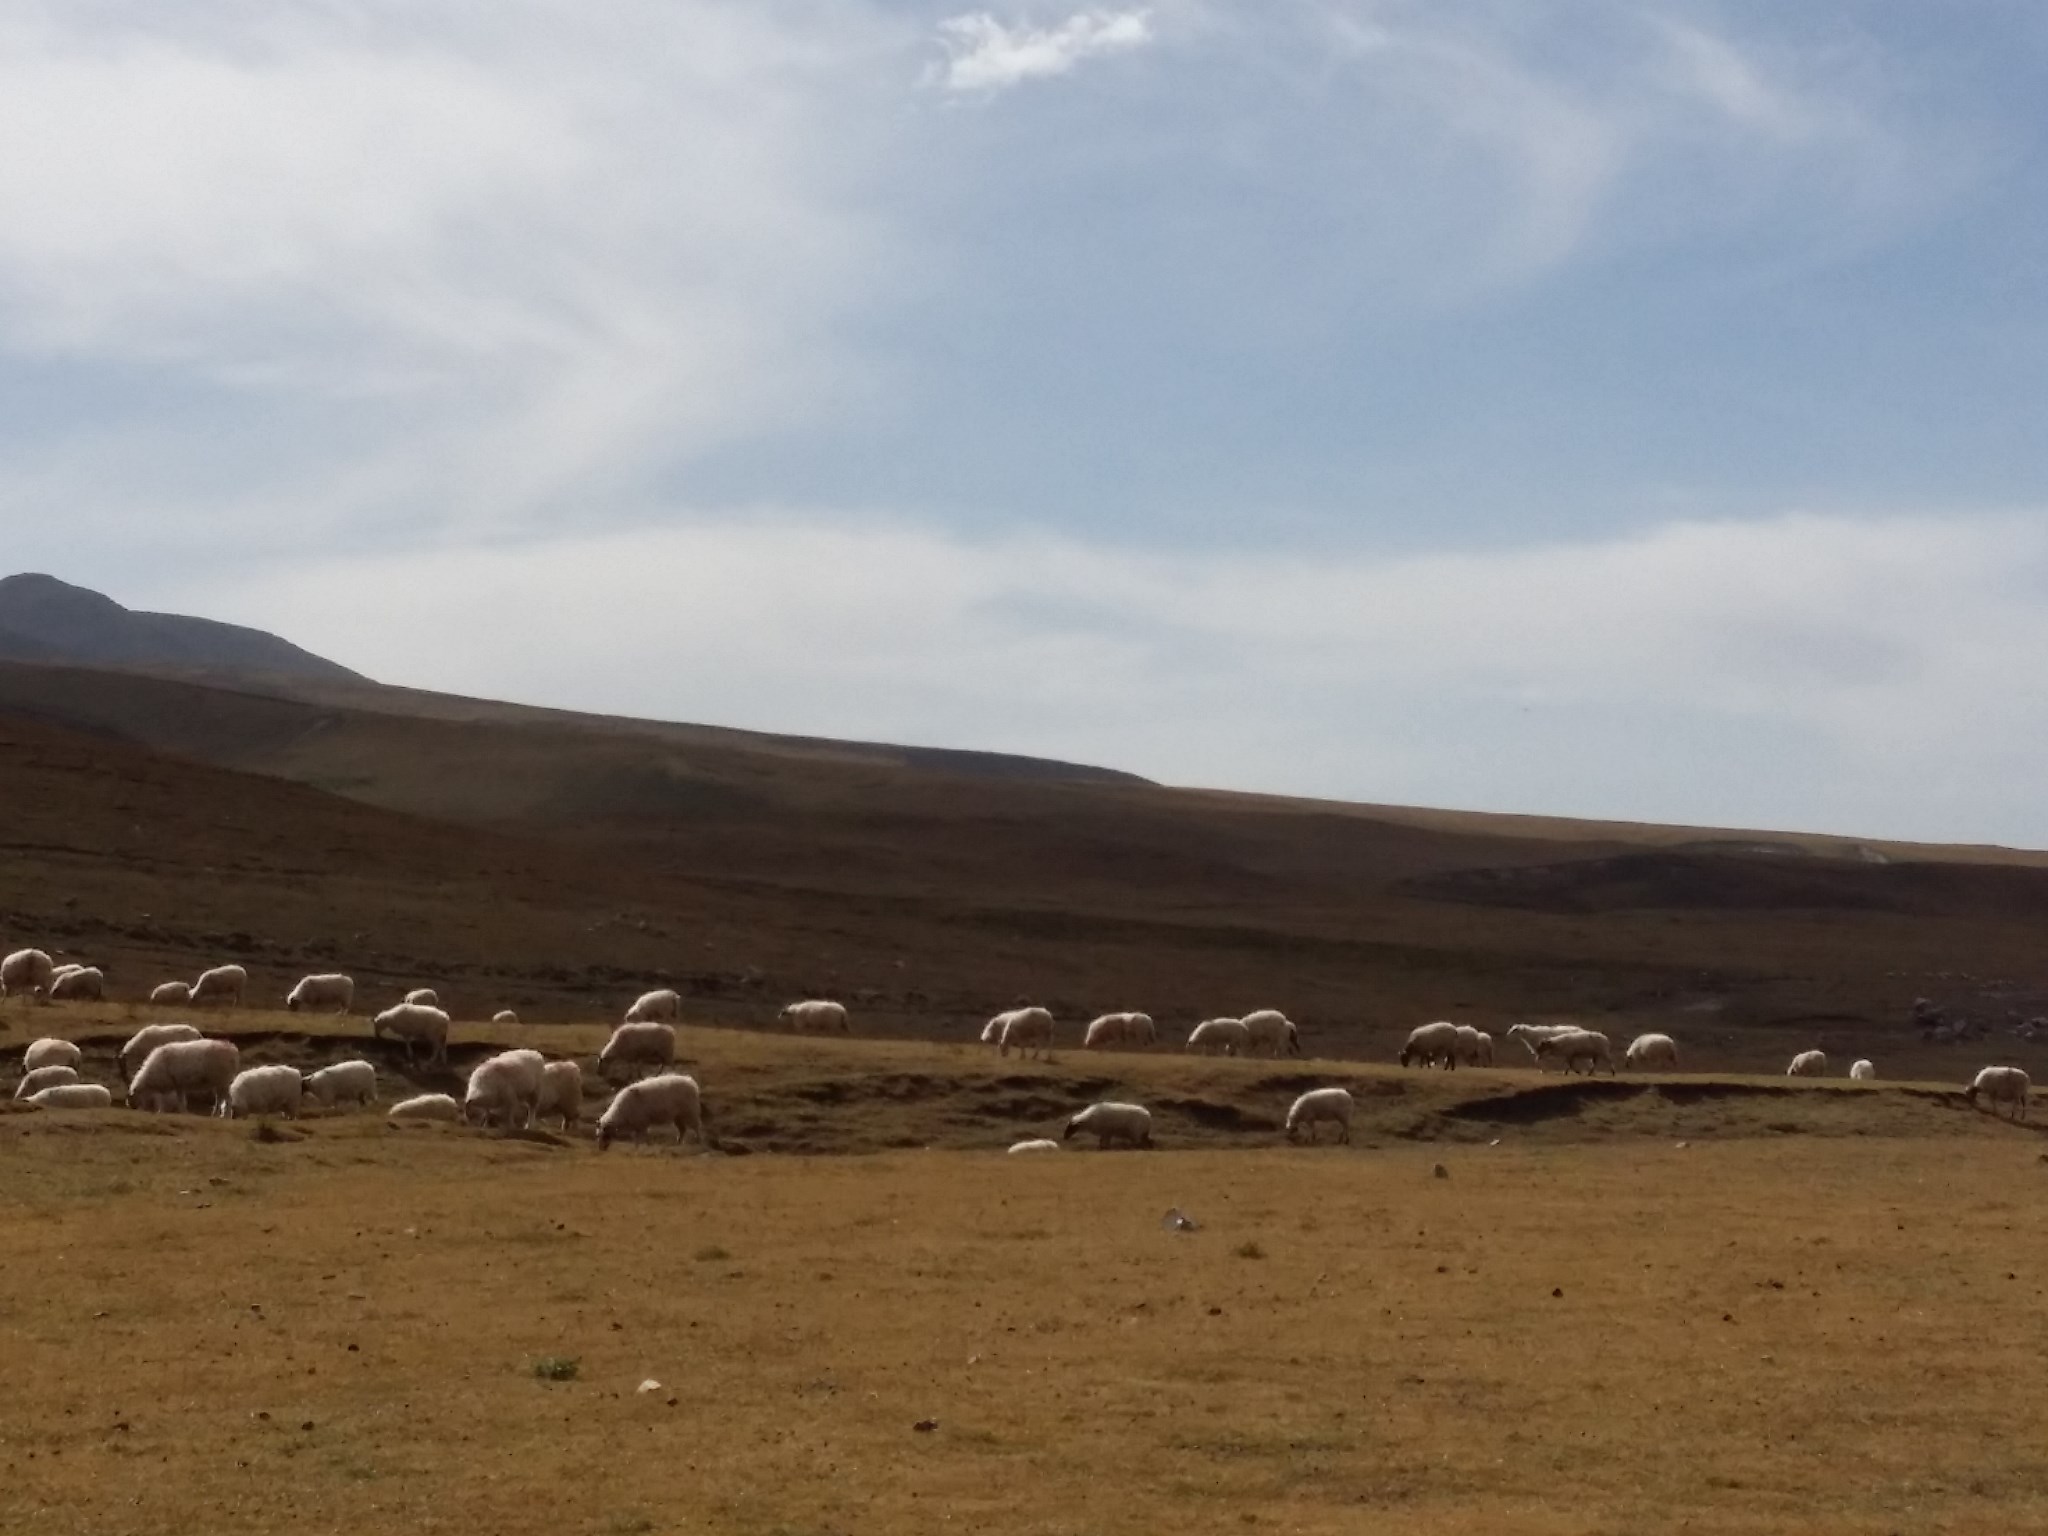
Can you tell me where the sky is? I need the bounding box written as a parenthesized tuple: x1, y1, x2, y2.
(2, 2, 2047, 844)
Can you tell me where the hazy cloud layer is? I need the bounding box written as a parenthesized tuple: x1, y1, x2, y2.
(931, 9, 1154, 93)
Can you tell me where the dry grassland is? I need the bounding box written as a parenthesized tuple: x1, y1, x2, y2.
(5, 1011, 2048, 1534)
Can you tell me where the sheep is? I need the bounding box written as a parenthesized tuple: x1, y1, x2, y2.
(979, 1018, 1003, 1047)
(1849, 1059, 1876, 1082)
(22, 1037, 82, 1073)
(287, 973, 355, 1014)
(1240, 1009, 1303, 1058)
(1285, 1087, 1354, 1144)
(1400, 1021, 1463, 1069)
(14, 1065, 81, 1099)
(1084, 1011, 1156, 1050)
(463, 1048, 546, 1130)
(387, 1092, 462, 1125)
(1, 948, 55, 1001)
(372, 1003, 450, 1066)
(48, 962, 84, 981)
(493, 1009, 519, 1024)
(1624, 1033, 1680, 1071)
(118, 1022, 202, 1081)
(47, 966, 105, 1002)
(1535, 1028, 1615, 1077)
(1062, 1101, 1152, 1149)
(1787, 1050, 1828, 1078)
(624, 989, 683, 1024)
(404, 987, 440, 1008)
(1505, 1022, 1584, 1067)
(1186, 1018, 1251, 1056)
(534, 1059, 583, 1131)
(190, 964, 247, 1007)
(1007, 1138, 1061, 1154)
(1964, 1065, 2030, 1121)
(28, 1083, 113, 1110)
(595, 1072, 707, 1151)
(127, 1038, 240, 1115)
(226, 1064, 304, 1119)
(149, 981, 193, 1006)
(998, 1007, 1055, 1060)
(303, 1060, 378, 1110)
(598, 1022, 677, 1081)
(780, 999, 850, 1034)
(1453, 1025, 1494, 1068)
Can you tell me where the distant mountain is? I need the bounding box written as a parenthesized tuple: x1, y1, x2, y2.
(0, 572, 366, 684)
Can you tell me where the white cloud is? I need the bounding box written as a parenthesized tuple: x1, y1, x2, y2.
(932, 9, 1153, 94)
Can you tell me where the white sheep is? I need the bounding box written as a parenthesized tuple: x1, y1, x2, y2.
(28, 1083, 113, 1110)
(226, 1064, 304, 1119)
(1240, 1009, 1303, 1058)
(464, 1048, 546, 1130)
(998, 1007, 1056, 1060)
(23, 1037, 82, 1073)
(1400, 1021, 1463, 1069)
(1062, 1101, 1152, 1149)
(287, 973, 354, 1014)
(149, 981, 193, 1006)
(1187, 1018, 1251, 1056)
(1624, 1033, 1680, 1071)
(190, 964, 247, 1007)
(372, 1003, 450, 1065)
(127, 1038, 241, 1114)
(598, 1022, 677, 1081)
(1453, 1024, 1494, 1068)
(624, 989, 683, 1024)
(595, 1072, 707, 1151)
(1964, 1065, 2030, 1121)
(303, 1060, 378, 1110)
(1535, 1028, 1615, 1076)
(493, 1009, 520, 1024)
(47, 966, 105, 1002)
(49, 962, 84, 981)
(1787, 1050, 1828, 1078)
(1505, 1022, 1583, 1066)
(780, 999, 850, 1033)
(979, 1018, 1003, 1047)
(1007, 1138, 1061, 1153)
(1849, 1059, 1876, 1082)
(14, 1064, 81, 1099)
(534, 1059, 583, 1131)
(118, 1022, 202, 1081)
(1084, 1012, 1156, 1049)
(1, 948, 55, 1001)
(1285, 1087, 1354, 1144)
(387, 1092, 462, 1125)
(403, 987, 440, 1008)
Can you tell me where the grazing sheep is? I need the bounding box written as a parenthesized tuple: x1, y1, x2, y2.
(1062, 1101, 1153, 1149)
(1240, 1010, 1303, 1058)
(47, 966, 105, 1002)
(403, 987, 440, 1008)
(1285, 1087, 1354, 1144)
(1083, 1012, 1153, 1050)
(127, 1038, 240, 1115)
(23, 1037, 82, 1073)
(1624, 1033, 1680, 1071)
(28, 1083, 113, 1110)
(998, 1007, 1056, 1060)
(190, 964, 247, 1007)
(979, 1018, 1003, 1046)
(595, 1072, 707, 1151)
(780, 999, 850, 1034)
(14, 1065, 81, 1099)
(463, 1048, 546, 1130)
(372, 1003, 451, 1066)
(1186, 1018, 1251, 1057)
(1, 948, 55, 1001)
(149, 981, 193, 1006)
(624, 989, 683, 1024)
(1535, 1028, 1615, 1077)
(226, 1064, 304, 1119)
(303, 1060, 378, 1110)
(1849, 1059, 1876, 1082)
(1453, 1024, 1494, 1068)
(493, 1009, 520, 1024)
(1787, 1050, 1828, 1078)
(387, 1093, 462, 1125)
(1007, 1138, 1061, 1154)
(1964, 1065, 2030, 1121)
(287, 973, 354, 1014)
(534, 1059, 583, 1131)
(597, 1022, 677, 1081)
(1505, 1022, 1583, 1066)
(118, 1022, 202, 1081)
(1400, 1021, 1464, 1070)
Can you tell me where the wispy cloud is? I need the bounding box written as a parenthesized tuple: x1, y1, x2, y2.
(931, 9, 1154, 94)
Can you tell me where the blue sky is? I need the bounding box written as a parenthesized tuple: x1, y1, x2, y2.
(2, 2, 2047, 843)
